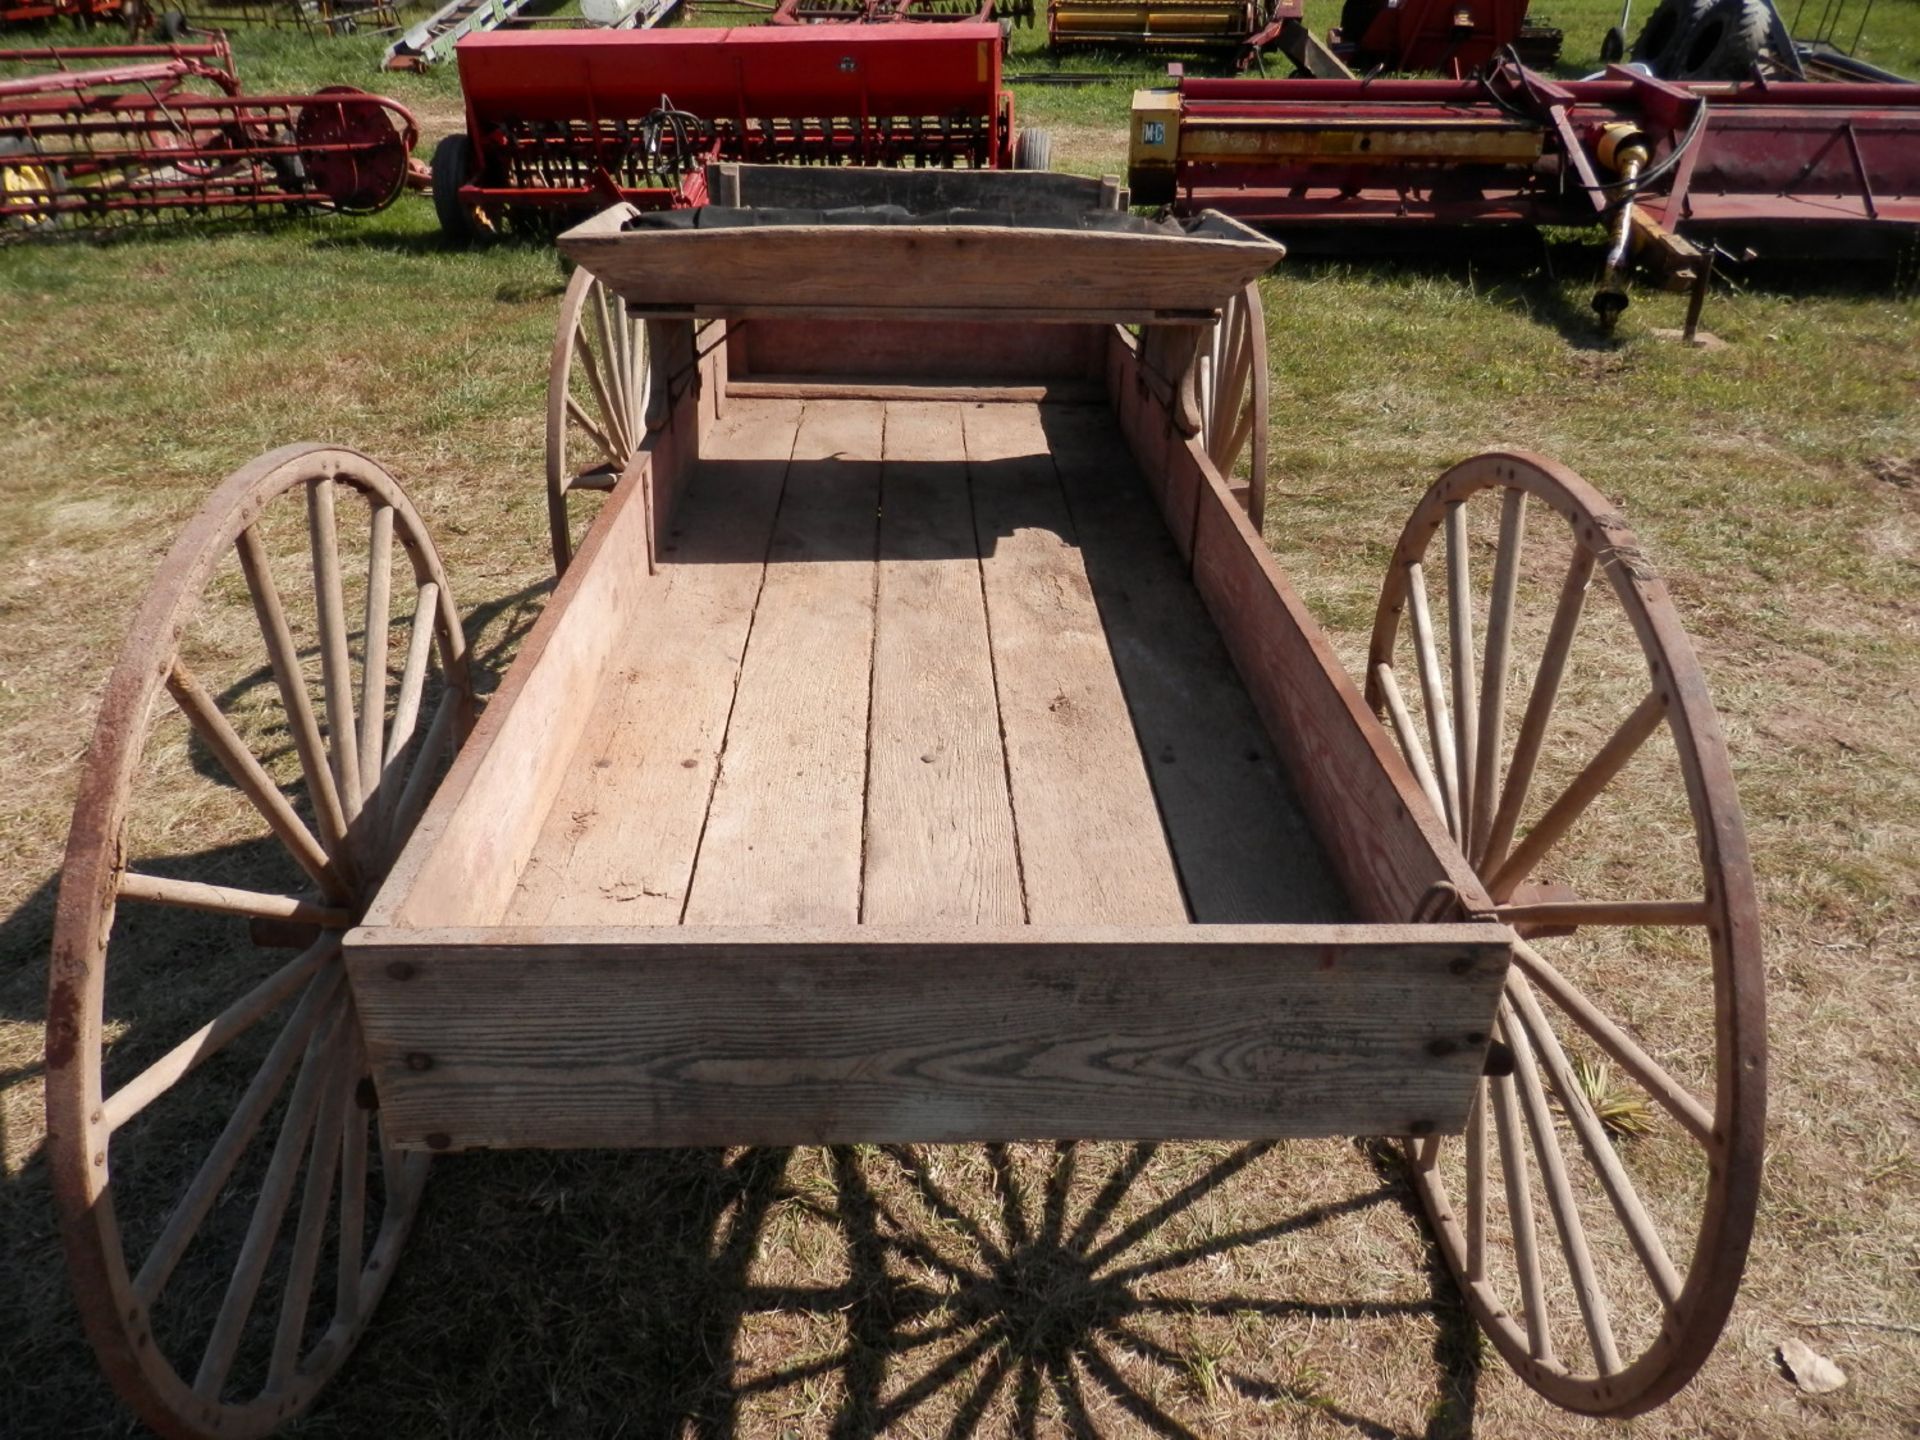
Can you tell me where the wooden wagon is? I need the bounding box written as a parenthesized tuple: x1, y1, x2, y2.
(46, 167, 1765, 1436)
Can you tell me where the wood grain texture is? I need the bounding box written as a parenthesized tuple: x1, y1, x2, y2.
(1175, 428, 1489, 922)
(862, 402, 1023, 924)
(682, 401, 884, 926)
(965, 403, 1188, 925)
(560, 214, 1279, 318)
(1042, 404, 1348, 924)
(732, 319, 1105, 385)
(502, 399, 799, 925)
(346, 925, 1512, 1150)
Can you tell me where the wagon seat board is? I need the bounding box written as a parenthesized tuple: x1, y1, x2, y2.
(346, 202, 1510, 1153)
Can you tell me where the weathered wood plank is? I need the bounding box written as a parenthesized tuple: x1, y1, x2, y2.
(1179, 429, 1490, 922)
(347, 925, 1512, 1150)
(681, 401, 884, 925)
(964, 403, 1188, 925)
(732, 319, 1105, 385)
(502, 399, 799, 925)
(1042, 405, 1349, 923)
(559, 209, 1279, 318)
(863, 403, 1023, 924)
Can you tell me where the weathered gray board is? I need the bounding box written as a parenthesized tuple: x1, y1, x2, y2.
(345, 925, 1511, 1151)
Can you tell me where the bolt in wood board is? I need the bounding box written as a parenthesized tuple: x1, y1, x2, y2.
(345, 925, 1513, 1151)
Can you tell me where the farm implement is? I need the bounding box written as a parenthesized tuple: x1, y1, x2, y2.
(431, 23, 1037, 240)
(768, 0, 1033, 30)
(1129, 61, 1920, 322)
(0, 39, 421, 227)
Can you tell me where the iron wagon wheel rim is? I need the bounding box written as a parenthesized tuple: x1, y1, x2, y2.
(545, 265, 647, 576)
(1365, 451, 1764, 1416)
(46, 444, 472, 1440)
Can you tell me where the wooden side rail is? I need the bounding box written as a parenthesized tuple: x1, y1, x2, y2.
(345, 924, 1512, 1150)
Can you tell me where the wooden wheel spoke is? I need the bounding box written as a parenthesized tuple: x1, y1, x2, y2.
(384, 582, 439, 769)
(1445, 503, 1479, 850)
(307, 477, 363, 822)
(357, 503, 394, 828)
(1490, 1056, 1555, 1364)
(1405, 561, 1463, 838)
(1470, 489, 1528, 866)
(1374, 662, 1448, 822)
(1512, 939, 1715, 1146)
(384, 686, 460, 864)
(101, 933, 340, 1134)
(167, 661, 345, 903)
(1504, 997, 1624, 1376)
(1483, 545, 1595, 877)
(565, 393, 623, 471)
(193, 996, 349, 1400)
(268, 1021, 351, 1391)
(591, 281, 629, 437)
(1508, 973, 1685, 1310)
(1486, 690, 1666, 903)
(236, 526, 351, 864)
(335, 1031, 370, 1329)
(573, 326, 629, 461)
(116, 870, 348, 928)
(1466, 1079, 1487, 1283)
(133, 964, 344, 1308)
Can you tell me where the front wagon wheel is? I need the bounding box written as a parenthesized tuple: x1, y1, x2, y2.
(46, 445, 474, 1438)
(1367, 452, 1765, 1416)
(546, 266, 648, 575)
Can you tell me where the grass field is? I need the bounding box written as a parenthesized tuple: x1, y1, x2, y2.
(3, 5, 1918, 1438)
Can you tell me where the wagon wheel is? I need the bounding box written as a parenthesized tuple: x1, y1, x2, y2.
(1194, 280, 1270, 531)
(546, 265, 648, 575)
(1365, 453, 1763, 1416)
(47, 444, 474, 1439)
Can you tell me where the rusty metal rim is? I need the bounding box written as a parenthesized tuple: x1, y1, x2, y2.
(1367, 450, 1765, 1417)
(46, 443, 468, 1440)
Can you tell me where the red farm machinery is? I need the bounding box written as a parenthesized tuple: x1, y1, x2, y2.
(767, 0, 1034, 31)
(431, 23, 1044, 241)
(0, 39, 421, 227)
(1129, 61, 1920, 325)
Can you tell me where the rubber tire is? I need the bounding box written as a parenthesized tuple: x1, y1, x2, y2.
(1339, 0, 1386, 46)
(157, 8, 187, 38)
(1600, 24, 1626, 62)
(1629, 0, 1705, 72)
(1014, 126, 1052, 173)
(431, 132, 483, 244)
(1671, 0, 1769, 78)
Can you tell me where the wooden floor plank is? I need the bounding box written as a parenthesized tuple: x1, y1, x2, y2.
(964, 403, 1188, 925)
(501, 398, 800, 925)
(1042, 405, 1350, 923)
(682, 400, 885, 925)
(863, 402, 1023, 924)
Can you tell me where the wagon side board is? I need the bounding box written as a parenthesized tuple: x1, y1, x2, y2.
(1107, 328, 1491, 924)
(361, 322, 726, 931)
(345, 925, 1512, 1151)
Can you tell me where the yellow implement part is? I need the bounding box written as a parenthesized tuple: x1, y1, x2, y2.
(1176, 116, 1545, 166)
(1051, 0, 1253, 43)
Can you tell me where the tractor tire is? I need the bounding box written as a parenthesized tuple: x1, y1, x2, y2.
(157, 8, 188, 38)
(1629, 0, 1706, 72)
(1339, 0, 1385, 44)
(1014, 126, 1052, 172)
(1671, 0, 1769, 78)
(431, 132, 487, 244)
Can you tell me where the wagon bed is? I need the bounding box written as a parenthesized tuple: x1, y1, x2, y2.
(508, 394, 1347, 931)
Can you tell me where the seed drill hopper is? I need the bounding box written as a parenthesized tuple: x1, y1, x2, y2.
(431, 23, 1034, 240)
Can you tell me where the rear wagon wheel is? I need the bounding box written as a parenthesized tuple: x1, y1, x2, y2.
(47, 445, 474, 1439)
(1367, 452, 1765, 1416)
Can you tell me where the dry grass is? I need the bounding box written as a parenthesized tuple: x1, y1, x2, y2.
(4, 13, 1920, 1440)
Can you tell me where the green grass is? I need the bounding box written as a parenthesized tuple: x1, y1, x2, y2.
(3, 7, 1920, 1440)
